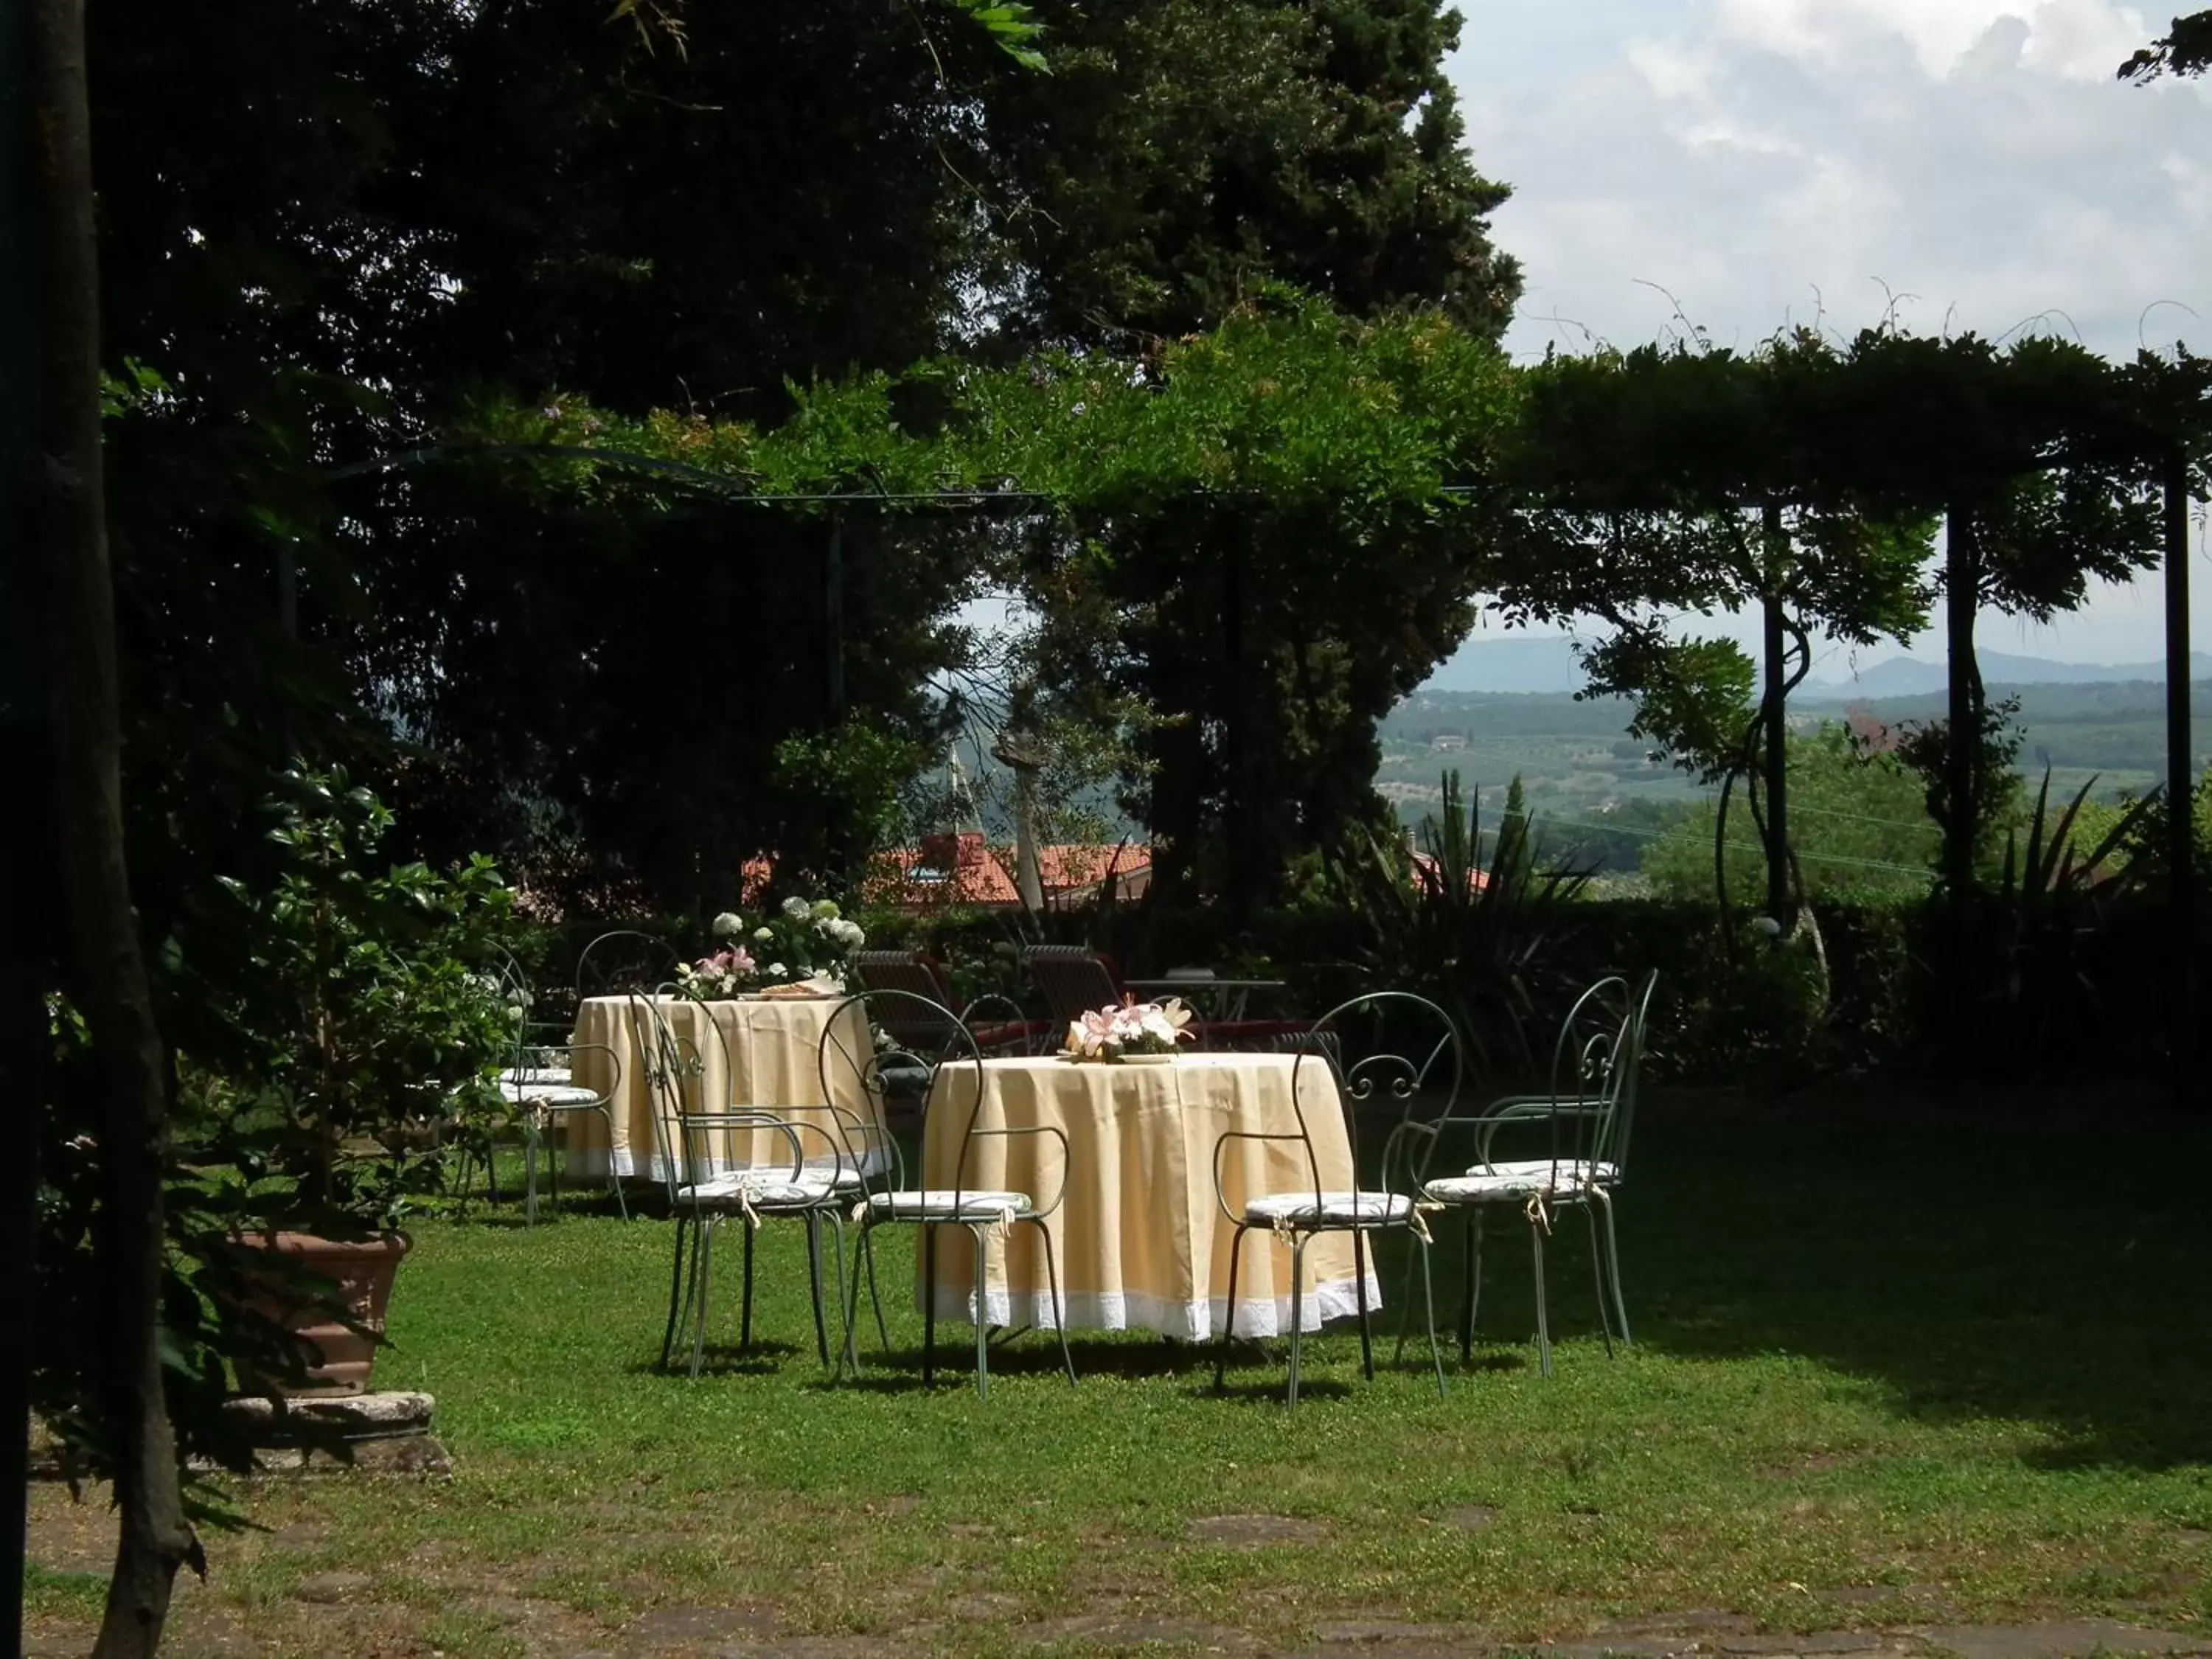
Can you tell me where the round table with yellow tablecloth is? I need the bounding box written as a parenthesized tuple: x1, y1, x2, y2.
(917, 1051, 1379, 1338)
(567, 994, 884, 1185)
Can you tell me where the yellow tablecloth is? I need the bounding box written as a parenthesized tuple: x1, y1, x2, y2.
(568, 995, 880, 1183)
(919, 1051, 1381, 1339)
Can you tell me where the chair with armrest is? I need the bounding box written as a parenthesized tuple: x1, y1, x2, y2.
(1391, 970, 1656, 1377)
(849, 948, 1049, 1057)
(821, 989, 1077, 1398)
(1211, 991, 1455, 1405)
(628, 992, 852, 1375)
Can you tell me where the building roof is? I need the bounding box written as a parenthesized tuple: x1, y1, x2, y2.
(865, 832, 1151, 909)
(1408, 850, 1492, 894)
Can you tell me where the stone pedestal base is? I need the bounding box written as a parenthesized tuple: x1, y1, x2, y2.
(215, 1390, 451, 1478)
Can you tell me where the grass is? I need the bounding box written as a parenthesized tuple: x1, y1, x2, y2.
(26, 1091, 2212, 1658)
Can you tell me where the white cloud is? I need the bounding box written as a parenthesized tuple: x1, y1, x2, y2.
(1706, 0, 2151, 80)
(1448, 1, 2212, 664)
(1457, 0, 2211, 358)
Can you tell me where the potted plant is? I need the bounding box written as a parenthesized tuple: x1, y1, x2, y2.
(196, 771, 517, 1396)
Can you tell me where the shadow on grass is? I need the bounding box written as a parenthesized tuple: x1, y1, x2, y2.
(1400, 1091, 2212, 1470)
(625, 1338, 815, 1380)
(833, 1329, 1433, 1403)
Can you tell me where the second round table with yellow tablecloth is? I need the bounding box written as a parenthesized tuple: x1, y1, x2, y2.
(567, 994, 884, 1184)
(917, 1051, 1381, 1339)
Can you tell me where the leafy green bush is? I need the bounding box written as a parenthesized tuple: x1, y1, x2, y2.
(36, 771, 521, 1500)
(1638, 725, 1938, 907)
(185, 770, 520, 1234)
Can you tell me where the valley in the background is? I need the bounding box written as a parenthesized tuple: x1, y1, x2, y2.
(1382, 654, 2212, 886)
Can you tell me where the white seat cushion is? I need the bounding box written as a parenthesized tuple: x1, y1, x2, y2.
(501, 1065, 573, 1087)
(866, 1189, 1033, 1222)
(1483, 1158, 1619, 1186)
(684, 1171, 837, 1209)
(1424, 1162, 1606, 1205)
(1244, 1190, 1412, 1227)
(500, 1080, 602, 1108)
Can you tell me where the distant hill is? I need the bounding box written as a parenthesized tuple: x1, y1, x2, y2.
(1805, 650, 2212, 700)
(1422, 638, 2212, 700)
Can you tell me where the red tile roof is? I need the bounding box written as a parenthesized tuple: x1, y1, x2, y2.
(1408, 851, 1492, 894)
(861, 833, 1151, 909)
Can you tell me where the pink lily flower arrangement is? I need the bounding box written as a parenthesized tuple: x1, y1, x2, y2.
(1063, 995, 1194, 1060)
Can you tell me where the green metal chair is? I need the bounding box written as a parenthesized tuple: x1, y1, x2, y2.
(451, 948, 622, 1222)
(1212, 991, 1457, 1406)
(821, 988, 1076, 1398)
(501, 1043, 625, 1225)
(628, 992, 852, 1375)
(849, 947, 1050, 1057)
(1396, 970, 1656, 1377)
(575, 929, 678, 1001)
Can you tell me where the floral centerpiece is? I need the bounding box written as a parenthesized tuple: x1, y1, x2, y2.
(673, 897, 867, 998)
(1063, 996, 1194, 1062)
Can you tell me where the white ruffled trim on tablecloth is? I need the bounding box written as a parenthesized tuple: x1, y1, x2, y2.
(919, 1275, 1383, 1339)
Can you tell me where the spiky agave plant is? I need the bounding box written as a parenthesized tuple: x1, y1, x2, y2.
(1352, 771, 1596, 1076)
(1986, 767, 2157, 1026)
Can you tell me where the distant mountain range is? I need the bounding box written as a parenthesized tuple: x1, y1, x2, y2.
(1419, 635, 2211, 699)
(1802, 650, 2212, 700)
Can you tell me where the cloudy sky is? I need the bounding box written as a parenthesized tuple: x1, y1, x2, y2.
(1441, 0, 2212, 678)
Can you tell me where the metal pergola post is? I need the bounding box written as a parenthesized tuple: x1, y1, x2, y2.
(2166, 446, 2198, 1110)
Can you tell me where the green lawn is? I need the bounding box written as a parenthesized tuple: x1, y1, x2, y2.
(26, 1094, 2212, 1658)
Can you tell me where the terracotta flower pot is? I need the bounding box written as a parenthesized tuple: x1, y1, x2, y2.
(236, 1231, 412, 1397)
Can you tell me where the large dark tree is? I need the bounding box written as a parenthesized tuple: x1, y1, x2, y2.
(984, 0, 1519, 345)
(35, 0, 199, 1649)
(79, 0, 1020, 903)
(978, 0, 1523, 916)
(21, 4, 1034, 1644)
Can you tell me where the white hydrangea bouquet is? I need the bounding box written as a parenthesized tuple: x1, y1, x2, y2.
(1063, 996, 1194, 1062)
(673, 898, 866, 999)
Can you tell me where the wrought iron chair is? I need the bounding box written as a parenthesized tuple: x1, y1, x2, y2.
(1467, 969, 1656, 1345)
(576, 929, 678, 1001)
(1022, 944, 1304, 1051)
(627, 993, 852, 1375)
(1397, 971, 1655, 1377)
(820, 988, 1077, 1398)
(449, 948, 557, 1210)
(489, 945, 572, 1074)
(1211, 992, 1455, 1406)
(849, 948, 1050, 1056)
(681, 985, 896, 1355)
(501, 1043, 626, 1225)
(459, 945, 630, 1224)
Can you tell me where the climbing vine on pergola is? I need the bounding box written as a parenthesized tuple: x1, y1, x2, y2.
(424, 293, 2208, 943)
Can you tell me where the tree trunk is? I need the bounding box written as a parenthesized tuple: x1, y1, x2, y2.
(2165, 447, 2199, 1109)
(0, 751, 45, 1659)
(32, 0, 201, 1651)
(1011, 762, 1045, 913)
(1711, 768, 1739, 953)
(4, 0, 46, 1646)
(1760, 503, 1792, 928)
